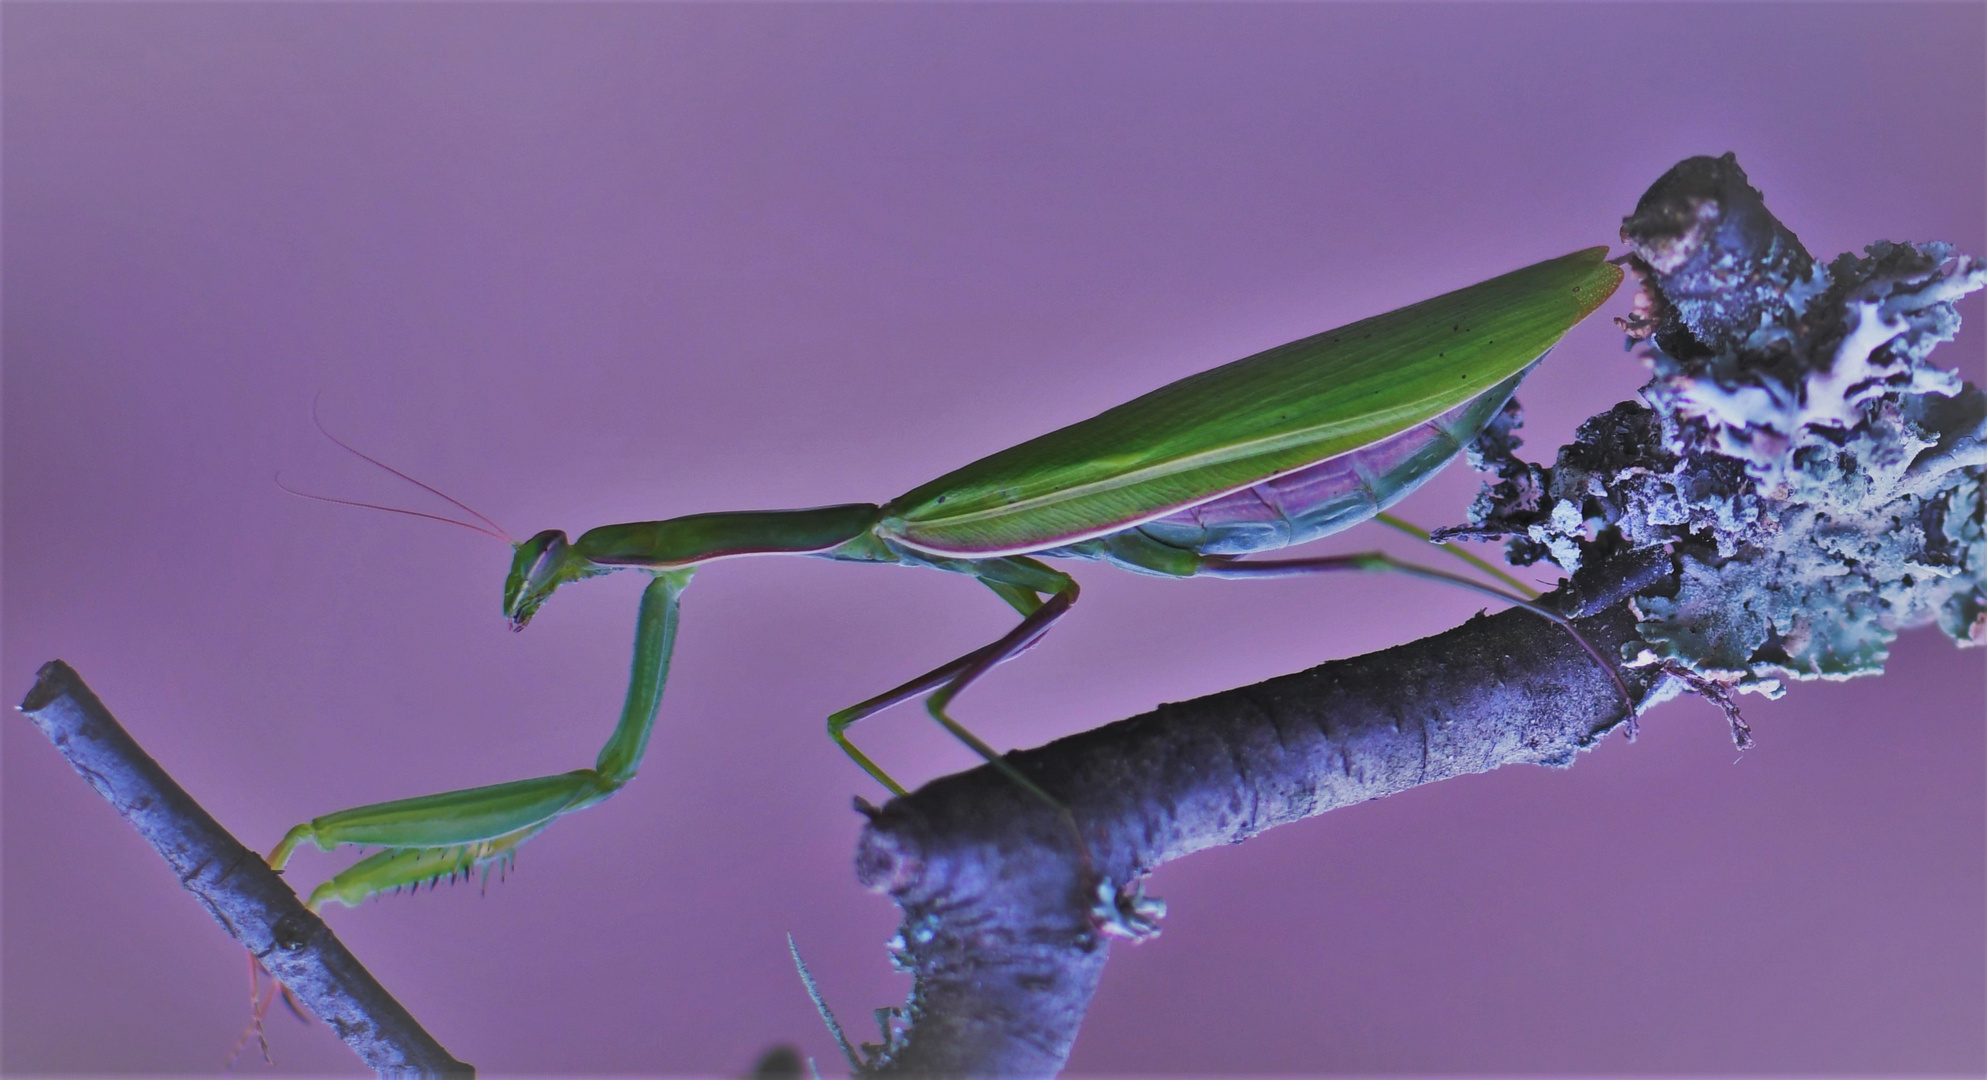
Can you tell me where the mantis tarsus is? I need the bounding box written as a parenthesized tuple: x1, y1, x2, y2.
(268, 245, 1626, 915)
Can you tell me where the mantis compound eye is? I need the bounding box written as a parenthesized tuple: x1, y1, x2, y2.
(526, 534, 569, 586)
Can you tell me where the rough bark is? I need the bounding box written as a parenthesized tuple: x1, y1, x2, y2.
(852, 598, 1647, 1075)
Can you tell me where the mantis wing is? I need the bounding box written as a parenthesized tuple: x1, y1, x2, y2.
(880, 246, 1622, 556)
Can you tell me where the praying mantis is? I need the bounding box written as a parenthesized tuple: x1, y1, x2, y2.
(268, 245, 1625, 912)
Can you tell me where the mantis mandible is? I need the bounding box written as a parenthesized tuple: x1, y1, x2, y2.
(268, 246, 1625, 912)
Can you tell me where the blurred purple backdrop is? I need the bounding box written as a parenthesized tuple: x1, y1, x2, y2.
(5, 4, 1982, 1075)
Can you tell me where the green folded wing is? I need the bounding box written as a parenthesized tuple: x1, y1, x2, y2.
(880, 246, 1623, 556)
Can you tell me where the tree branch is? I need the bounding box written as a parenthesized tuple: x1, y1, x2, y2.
(852, 598, 1647, 1075)
(16, 660, 473, 1077)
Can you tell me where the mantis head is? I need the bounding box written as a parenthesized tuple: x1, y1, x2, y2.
(504, 529, 594, 630)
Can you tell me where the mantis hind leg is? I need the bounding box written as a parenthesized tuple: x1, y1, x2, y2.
(1369, 511, 1541, 599)
(1197, 551, 1641, 728)
(268, 569, 692, 909)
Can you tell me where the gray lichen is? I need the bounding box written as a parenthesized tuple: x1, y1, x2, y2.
(1456, 154, 1987, 696)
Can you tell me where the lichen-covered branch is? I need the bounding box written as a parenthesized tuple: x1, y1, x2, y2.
(1460, 153, 1987, 694)
(845, 154, 1986, 1076)
(16, 660, 472, 1077)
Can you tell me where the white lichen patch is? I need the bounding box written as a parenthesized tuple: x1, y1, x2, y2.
(1466, 241, 1987, 696)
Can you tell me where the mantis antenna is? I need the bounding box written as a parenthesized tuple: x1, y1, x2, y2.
(273, 475, 510, 543)
(274, 396, 516, 546)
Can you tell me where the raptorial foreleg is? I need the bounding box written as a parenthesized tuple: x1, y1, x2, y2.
(270, 569, 691, 909)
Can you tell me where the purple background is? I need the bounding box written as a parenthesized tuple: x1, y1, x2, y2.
(5, 4, 1983, 1075)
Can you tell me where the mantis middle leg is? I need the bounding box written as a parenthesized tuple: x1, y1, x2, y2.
(828, 557, 1079, 814)
(268, 569, 692, 909)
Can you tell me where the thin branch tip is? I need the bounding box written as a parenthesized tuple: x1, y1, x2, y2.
(16, 660, 473, 1076)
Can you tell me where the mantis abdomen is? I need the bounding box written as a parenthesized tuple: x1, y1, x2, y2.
(1056, 367, 1529, 571)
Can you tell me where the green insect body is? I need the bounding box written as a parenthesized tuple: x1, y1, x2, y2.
(884, 247, 1619, 556)
(270, 247, 1623, 910)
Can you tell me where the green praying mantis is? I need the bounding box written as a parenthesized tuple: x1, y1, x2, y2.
(267, 245, 1626, 913)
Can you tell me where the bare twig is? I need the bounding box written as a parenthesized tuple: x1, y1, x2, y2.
(16, 660, 473, 1077)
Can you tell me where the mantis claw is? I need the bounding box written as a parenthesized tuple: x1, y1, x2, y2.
(303, 826, 545, 910)
(266, 770, 611, 908)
